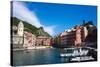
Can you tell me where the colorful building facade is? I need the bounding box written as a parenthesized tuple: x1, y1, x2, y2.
(60, 25, 88, 47)
(12, 21, 51, 50)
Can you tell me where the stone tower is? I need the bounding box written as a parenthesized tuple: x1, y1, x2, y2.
(17, 21, 24, 36)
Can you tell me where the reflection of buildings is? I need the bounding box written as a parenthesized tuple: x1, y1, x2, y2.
(12, 21, 51, 49)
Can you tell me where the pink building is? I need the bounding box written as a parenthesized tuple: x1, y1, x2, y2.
(75, 26, 82, 47)
(36, 36, 51, 46)
(60, 25, 88, 47)
(24, 31, 36, 49)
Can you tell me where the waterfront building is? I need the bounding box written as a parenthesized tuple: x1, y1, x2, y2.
(12, 21, 51, 50)
(36, 36, 51, 46)
(60, 28, 76, 47)
(75, 26, 82, 46)
(60, 30, 68, 45)
(12, 21, 24, 49)
(23, 31, 36, 49)
(60, 25, 88, 47)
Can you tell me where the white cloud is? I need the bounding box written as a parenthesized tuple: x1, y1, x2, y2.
(12, 1, 56, 36)
(13, 1, 42, 27)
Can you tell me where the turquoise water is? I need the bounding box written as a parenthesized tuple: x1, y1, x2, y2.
(12, 48, 68, 66)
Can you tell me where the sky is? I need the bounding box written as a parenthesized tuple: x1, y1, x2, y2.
(12, 1, 97, 36)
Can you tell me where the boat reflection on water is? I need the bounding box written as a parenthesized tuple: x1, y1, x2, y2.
(60, 47, 97, 62)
